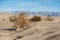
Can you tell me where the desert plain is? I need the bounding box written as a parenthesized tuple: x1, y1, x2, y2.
(0, 12, 60, 40)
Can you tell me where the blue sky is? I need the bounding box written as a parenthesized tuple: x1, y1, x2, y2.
(0, 0, 60, 12)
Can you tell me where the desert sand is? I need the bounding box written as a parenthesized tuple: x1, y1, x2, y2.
(0, 12, 60, 40)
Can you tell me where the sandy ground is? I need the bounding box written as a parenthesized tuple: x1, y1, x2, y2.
(0, 13, 60, 40)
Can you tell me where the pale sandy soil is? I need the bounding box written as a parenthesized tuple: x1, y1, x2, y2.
(0, 12, 14, 22)
(0, 13, 60, 40)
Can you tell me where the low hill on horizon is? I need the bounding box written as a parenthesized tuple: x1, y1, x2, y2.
(0, 12, 60, 16)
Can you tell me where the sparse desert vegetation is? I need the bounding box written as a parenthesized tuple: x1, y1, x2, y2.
(30, 16, 41, 22)
(2, 19, 6, 21)
(0, 0, 60, 40)
(0, 12, 60, 40)
(12, 12, 30, 31)
(45, 14, 54, 21)
(9, 15, 16, 22)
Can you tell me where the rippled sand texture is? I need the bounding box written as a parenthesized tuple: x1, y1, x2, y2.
(0, 13, 60, 40)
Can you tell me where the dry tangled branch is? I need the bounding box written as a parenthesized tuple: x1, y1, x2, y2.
(14, 12, 30, 31)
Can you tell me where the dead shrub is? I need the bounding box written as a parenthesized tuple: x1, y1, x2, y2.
(2, 19, 5, 21)
(30, 16, 41, 22)
(45, 14, 54, 21)
(9, 16, 16, 22)
(14, 12, 30, 31)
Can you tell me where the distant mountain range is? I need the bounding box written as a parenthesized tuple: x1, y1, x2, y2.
(2, 11, 60, 16)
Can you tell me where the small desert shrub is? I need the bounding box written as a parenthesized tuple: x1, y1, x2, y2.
(14, 12, 30, 31)
(9, 16, 16, 22)
(2, 19, 5, 21)
(46, 14, 54, 21)
(30, 16, 41, 22)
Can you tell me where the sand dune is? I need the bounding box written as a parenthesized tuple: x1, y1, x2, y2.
(0, 13, 60, 40)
